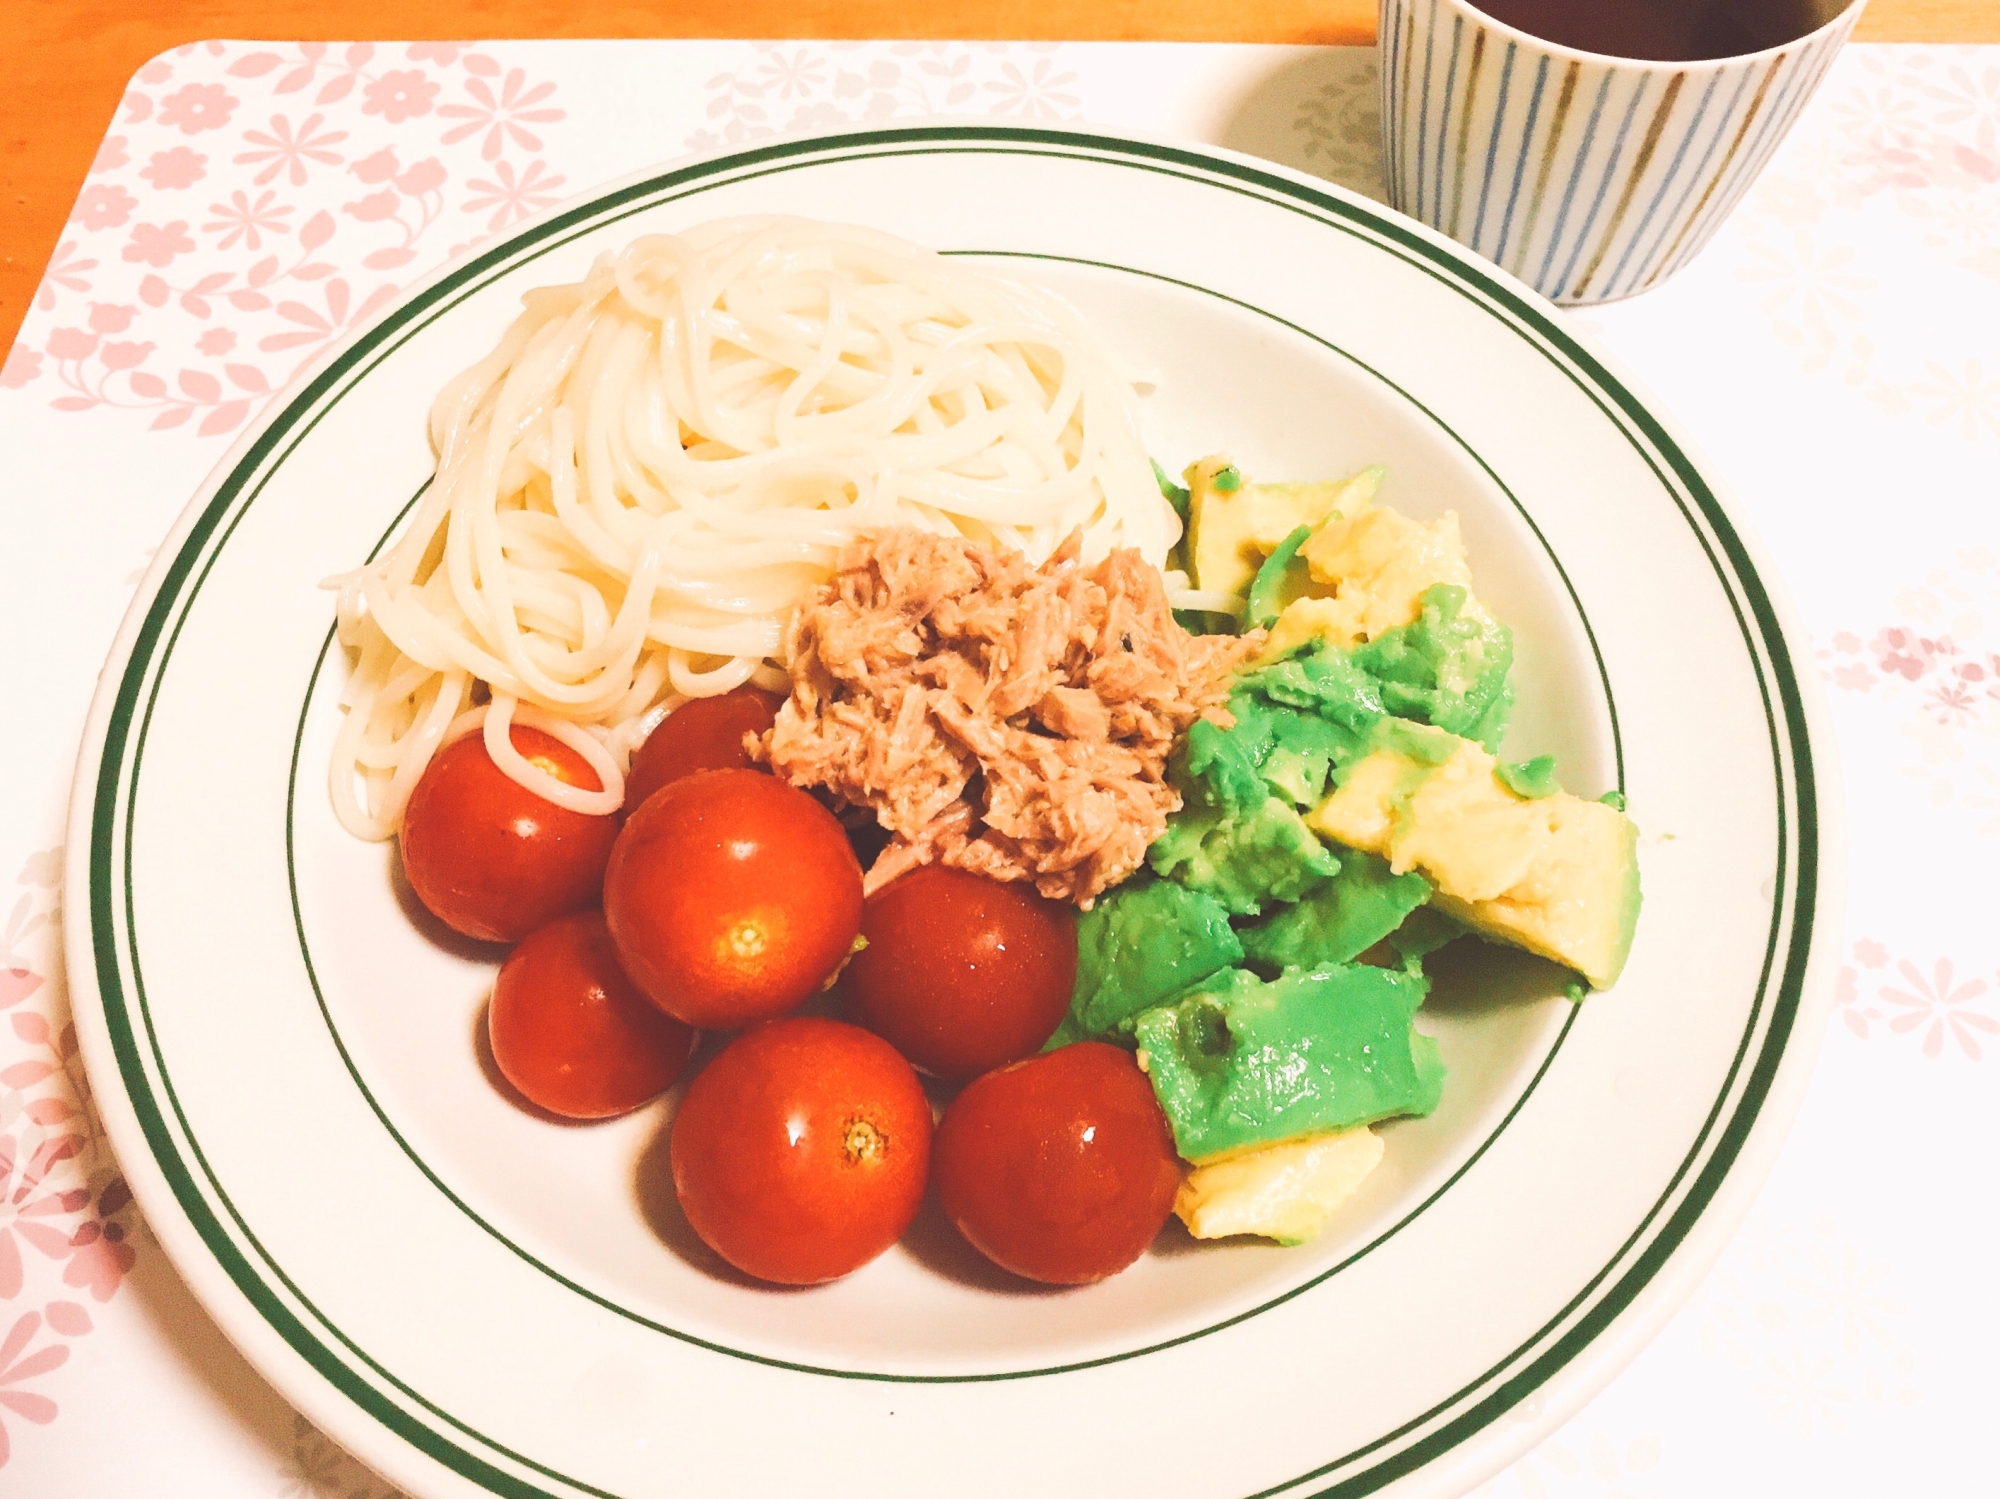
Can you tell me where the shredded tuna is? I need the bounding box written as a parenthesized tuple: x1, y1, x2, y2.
(758, 529, 1262, 906)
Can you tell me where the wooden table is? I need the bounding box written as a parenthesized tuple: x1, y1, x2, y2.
(4, 0, 1991, 359)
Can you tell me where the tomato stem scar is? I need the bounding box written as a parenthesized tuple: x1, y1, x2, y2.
(842, 1115, 886, 1165)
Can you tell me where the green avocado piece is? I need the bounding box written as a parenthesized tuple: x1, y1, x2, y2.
(1132, 964, 1445, 1163)
(1247, 645, 1388, 744)
(1352, 584, 1515, 750)
(1179, 645, 1393, 816)
(1182, 698, 1280, 818)
(1496, 754, 1561, 800)
(1238, 850, 1432, 971)
(1148, 794, 1340, 917)
(1387, 905, 1469, 969)
(1063, 878, 1245, 1041)
(1246, 525, 1315, 629)
(1259, 707, 1356, 807)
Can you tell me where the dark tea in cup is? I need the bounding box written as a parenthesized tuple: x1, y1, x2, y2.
(1468, 0, 1836, 62)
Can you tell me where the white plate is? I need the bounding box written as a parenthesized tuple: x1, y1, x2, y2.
(66, 123, 1842, 1499)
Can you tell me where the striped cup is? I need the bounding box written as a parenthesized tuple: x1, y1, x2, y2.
(1377, 0, 1866, 304)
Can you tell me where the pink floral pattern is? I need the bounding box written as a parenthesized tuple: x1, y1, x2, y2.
(1818, 549, 2000, 833)
(0, 855, 141, 1472)
(12, 41, 572, 436)
(1836, 939, 1999, 1059)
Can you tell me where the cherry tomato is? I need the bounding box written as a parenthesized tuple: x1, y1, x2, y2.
(933, 1042, 1181, 1285)
(623, 684, 784, 814)
(400, 725, 619, 943)
(844, 866, 1076, 1081)
(603, 768, 863, 1029)
(670, 1016, 931, 1284)
(488, 911, 698, 1119)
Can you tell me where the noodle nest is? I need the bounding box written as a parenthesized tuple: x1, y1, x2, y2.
(328, 216, 1181, 839)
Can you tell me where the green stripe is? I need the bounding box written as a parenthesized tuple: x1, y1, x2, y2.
(85, 124, 1818, 1499)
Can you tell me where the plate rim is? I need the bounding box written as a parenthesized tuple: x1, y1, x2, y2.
(64, 119, 1846, 1499)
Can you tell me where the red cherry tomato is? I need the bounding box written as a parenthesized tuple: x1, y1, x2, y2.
(670, 1016, 931, 1284)
(400, 725, 618, 943)
(844, 866, 1076, 1081)
(488, 911, 698, 1119)
(933, 1042, 1181, 1285)
(623, 684, 785, 815)
(603, 768, 863, 1029)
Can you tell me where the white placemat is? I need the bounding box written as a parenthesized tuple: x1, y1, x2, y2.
(1, 37, 1993, 1497)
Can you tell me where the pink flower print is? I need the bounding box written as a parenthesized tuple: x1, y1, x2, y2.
(1834, 965, 1880, 1039)
(0, 1133, 88, 1297)
(343, 189, 400, 224)
(197, 328, 236, 356)
(89, 134, 128, 174)
(88, 302, 137, 334)
(1854, 939, 1888, 969)
(262, 279, 400, 360)
(99, 341, 154, 372)
(0, 1311, 69, 1464)
(73, 184, 137, 232)
(788, 102, 848, 132)
(1880, 958, 1998, 1059)
(123, 220, 195, 267)
(1872, 627, 1935, 681)
(35, 240, 96, 310)
(395, 157, 447, 197)
(0, 347, 40, 390)
(985, 58, 1082, 119)
(157, 82, 238, 135)
(140, 146, 207, 190)
(62, 1219, 135, 1301)
(1830, 631, 1861, 653)
(1954, 143, 2000, 184)
(463, 159, 567, 232)
(45, 328, 98, 362)
(364, 69, 440, 124)
(137, 57, 173, 85)
(350, 146, 401, 184)
(235, 113, 347, 188)
(1832, 662, 1874, 691)
(757, 48, 831, 102)
(1926, 680, 1980, 726)
(203, 190, 293, 251)
(407, 42, 463, 65)
(439, 68, 564, 160)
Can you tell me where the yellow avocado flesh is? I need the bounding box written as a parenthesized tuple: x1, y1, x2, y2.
(1174, 1127, 1385, 1245)
(1306, 727, 1641, 988)
(1265, 506, 1476, 656)
(1185, 458, 1383, 599)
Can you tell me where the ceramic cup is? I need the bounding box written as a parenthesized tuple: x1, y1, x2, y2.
(1377, 0, 1867, 304)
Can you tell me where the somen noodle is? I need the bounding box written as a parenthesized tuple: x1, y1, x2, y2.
(326, 216, 1183, 840)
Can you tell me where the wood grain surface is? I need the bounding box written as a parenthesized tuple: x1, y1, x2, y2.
(4, 0, 1991, 358)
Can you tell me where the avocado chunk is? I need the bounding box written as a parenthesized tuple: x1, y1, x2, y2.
(1246, 525, 1315, 629)
(1133, 963, 1444, 1163)
(1306, 725, 1641, 988)
(1174, 1127, 1385, 1245)
(1238, 849, 1432, 971)
(1063, 877, 1244, 1041)
(1262, 502, 1474, 659)
(1353, 584, 1515, 750)
(1147, 794, 1340, 917)
(1496, 754, 1560, 799)
(1185, 458, 1384, 600)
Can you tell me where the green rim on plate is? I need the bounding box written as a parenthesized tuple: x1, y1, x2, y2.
(80, 125, 1819, 1499)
